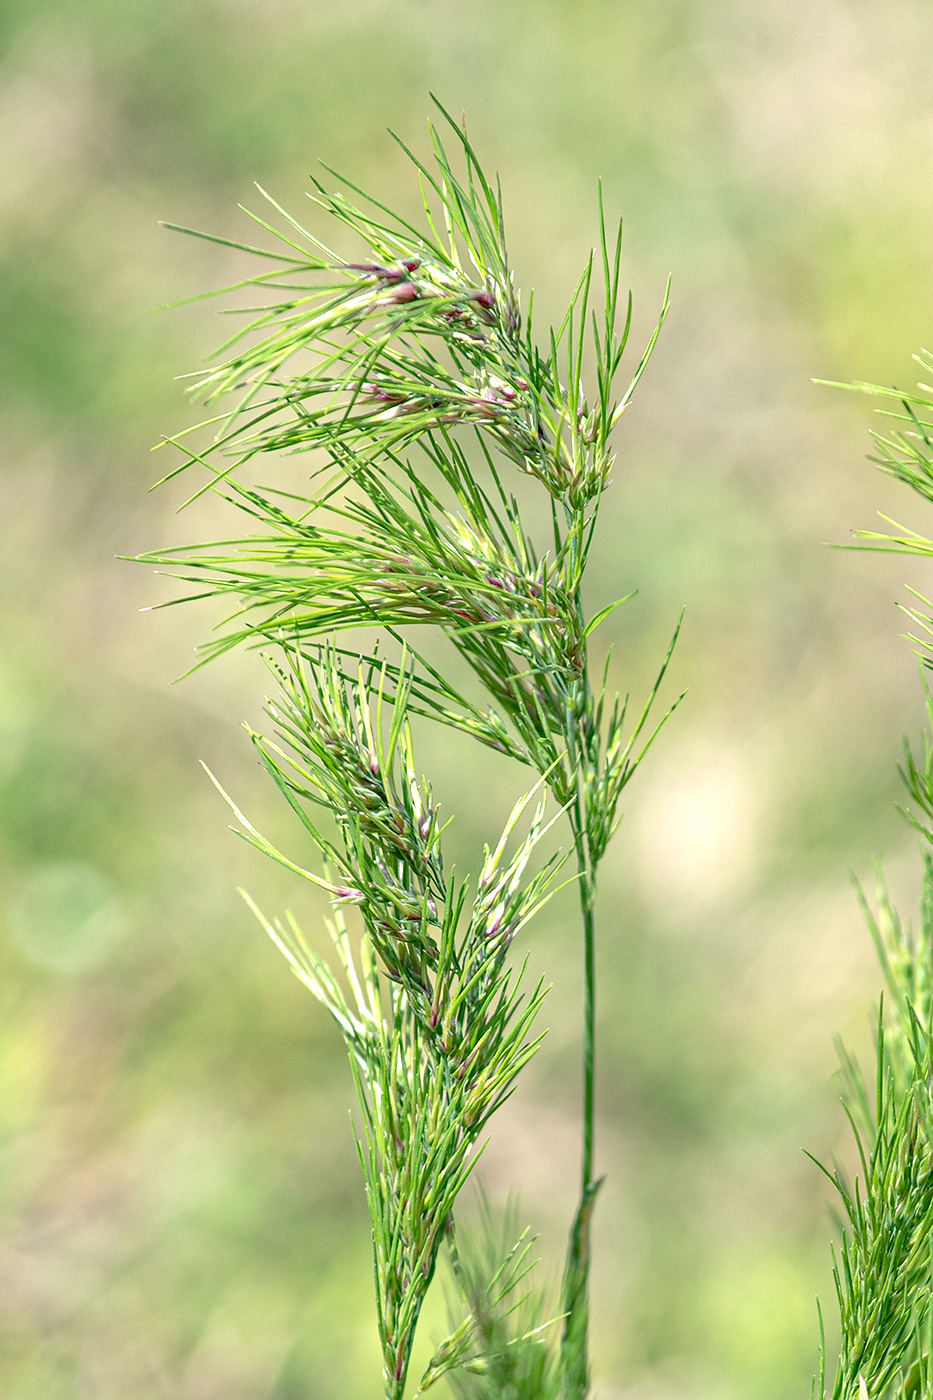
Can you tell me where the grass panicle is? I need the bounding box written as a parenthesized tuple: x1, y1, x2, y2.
(238, 670, 558, 1400)
(149, 104, 677, 1398)
(815, 361, 933, 1400)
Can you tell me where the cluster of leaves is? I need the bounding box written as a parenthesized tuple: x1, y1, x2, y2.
(150, 103, 676, 1399)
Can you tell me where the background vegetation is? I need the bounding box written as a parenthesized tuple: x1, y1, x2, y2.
(2, 1, 933, 1396)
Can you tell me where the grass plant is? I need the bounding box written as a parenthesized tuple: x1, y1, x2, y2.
(144, 102, 678, 1399)
(812, 362, 933, 1400)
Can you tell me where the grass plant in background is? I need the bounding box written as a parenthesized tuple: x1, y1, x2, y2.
(143, 102, 678, 1399)
(813, 363, 933, 1400)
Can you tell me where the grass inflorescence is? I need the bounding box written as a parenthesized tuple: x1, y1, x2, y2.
(146, 101, 678, 1399)
(813, 362, 933, 1400)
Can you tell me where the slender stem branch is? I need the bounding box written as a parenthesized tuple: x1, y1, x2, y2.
(580, 875, 596, 1199)
(560, 819, 601, 1399)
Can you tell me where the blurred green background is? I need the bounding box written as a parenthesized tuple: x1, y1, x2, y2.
(2, 0, 933, 1395)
